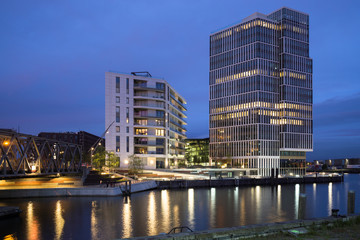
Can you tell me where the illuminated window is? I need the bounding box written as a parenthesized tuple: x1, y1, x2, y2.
(156, 129, 165, 136)
(135, 128, 147, 135)
(116, 126, 120, 132)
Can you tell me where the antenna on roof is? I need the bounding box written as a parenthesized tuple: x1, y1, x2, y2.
(131, 71, 152, 77)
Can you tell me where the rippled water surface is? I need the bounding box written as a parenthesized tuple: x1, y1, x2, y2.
(1, 174, 360, 239)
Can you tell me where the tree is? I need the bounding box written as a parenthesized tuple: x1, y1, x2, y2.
(92, 146, 106, 170)
(92, 146, 119, 172)
(128, 154, 144, 175)
(106, 151, 119, 173)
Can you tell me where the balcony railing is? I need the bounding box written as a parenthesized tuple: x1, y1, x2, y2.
(169, 119, 187, 130)
(134, 122, 165, 127)
(169, 111, 187, 123)
(134, 113, 165, 118)
(134, 102, 165, 109)
(170, 127, 186, 136)
(134, 150, 165, 155)
(134, 84, 165, 91)
(134, 93, 165, 100)
(170, 93, 187, 110)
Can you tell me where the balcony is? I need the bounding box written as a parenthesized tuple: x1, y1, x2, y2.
(134, 83, 165, 92)
(134, 122, 165, 128)
(169, 111, 187, 124)
(170, 93, 187, 110)
(134, 93, 165, 100)
(134, 102, 165, 109)
(170, 127, 186, 137)
(134, 113, 165, 119)
(169, 119, 187, 131)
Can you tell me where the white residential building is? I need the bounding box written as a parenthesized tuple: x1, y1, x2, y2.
(105, 71, 187, 169)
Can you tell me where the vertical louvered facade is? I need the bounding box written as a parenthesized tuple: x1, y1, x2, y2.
(209, 8, 312, 176)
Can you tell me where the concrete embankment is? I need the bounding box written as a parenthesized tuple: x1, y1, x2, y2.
(0, 181, 157, 199)
(126, 215, 359, 240)
(156, 176, 343, 189)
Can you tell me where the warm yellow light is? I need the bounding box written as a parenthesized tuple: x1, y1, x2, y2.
(150, 160, 154, 165)
(124, 160, 129, 164)
(3, 140, 10, 146)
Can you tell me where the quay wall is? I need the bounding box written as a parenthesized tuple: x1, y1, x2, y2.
(0, 181, 157, 199)
(156, 176, 343, 189)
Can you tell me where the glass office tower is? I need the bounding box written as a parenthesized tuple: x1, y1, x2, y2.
(209, 8, 312, 176)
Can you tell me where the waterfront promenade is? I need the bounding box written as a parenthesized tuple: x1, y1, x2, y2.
(0, 173, 343, 199)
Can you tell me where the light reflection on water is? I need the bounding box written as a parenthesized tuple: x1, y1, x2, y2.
(1, 174, 360, 239)
(54, 200, 64, 240)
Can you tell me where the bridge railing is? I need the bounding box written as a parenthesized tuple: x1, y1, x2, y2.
(0, 130, 82, 177)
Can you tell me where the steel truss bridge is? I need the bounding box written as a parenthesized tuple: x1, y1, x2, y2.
(0, 130, 82, 177)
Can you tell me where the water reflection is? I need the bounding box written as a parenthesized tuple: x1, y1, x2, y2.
(54, 200, 64, 240)
(147, 191, 157, 236)
(328, 182, 333, 214)
(91, 201, 99, 240)
(122, 197, 132, 238)
(295, 184, 300, 218)
(210, 188, 216, 226)
(27, 202, 40, 240)
(277, 185, 281, 216)
(1, 174, 359, 239)
(188, 188, 195, 227)
(161, 190, 170, 231)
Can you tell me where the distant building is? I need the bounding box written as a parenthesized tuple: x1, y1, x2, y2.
(209, 7, 312, 176)
(105, 71, 187, 169)
(38, 131, 104, 162)
(185, 138, 210, 166)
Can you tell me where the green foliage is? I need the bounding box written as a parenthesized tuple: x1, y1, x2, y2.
(106, 151, 119, 172)
(92, 146, 119, 171)
(92, 146, 106, 169)
(178, 159, 187, 168)
(128, 154, 144, 175)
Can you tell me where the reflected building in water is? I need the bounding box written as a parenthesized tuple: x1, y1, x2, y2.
(209, 7, 313, 176)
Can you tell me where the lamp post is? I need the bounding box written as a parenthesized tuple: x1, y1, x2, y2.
(90, 121, 115, 168)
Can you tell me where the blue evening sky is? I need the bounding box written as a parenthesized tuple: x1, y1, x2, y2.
(1, 0, 359, 161)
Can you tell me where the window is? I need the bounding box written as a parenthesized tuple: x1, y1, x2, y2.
(135, 128, 147, 135)
(126, 78, 129, 94)
(156, 110, 164, 117)
(126, 127, 129, 133)
(126, 136, 129, 152)
(116, 97, 120, 103)
(116, 126, 120, 132)
(156, 129, 165, 136)
(156, 82, 165, 90)
(135, 119, 147, 126)
(116, 136, 120, 152)
(116, 77, 120, 93)
(116, 107, 120, 123)
(126, 107, 129, 123)
(126, 97, 129, 104)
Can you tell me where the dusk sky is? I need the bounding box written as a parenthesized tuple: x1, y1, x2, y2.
(1, 0, 359, 161)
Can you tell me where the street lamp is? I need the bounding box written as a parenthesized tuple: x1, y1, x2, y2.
(3, 140, 10, 146)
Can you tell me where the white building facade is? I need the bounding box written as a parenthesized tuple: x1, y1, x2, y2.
(105, 72, 187, 169)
